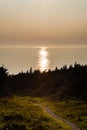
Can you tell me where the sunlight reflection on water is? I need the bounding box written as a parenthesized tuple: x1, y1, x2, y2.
(37, 47, 50, 72)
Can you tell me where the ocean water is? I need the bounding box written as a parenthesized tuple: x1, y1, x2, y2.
(0, 46, 87, 74)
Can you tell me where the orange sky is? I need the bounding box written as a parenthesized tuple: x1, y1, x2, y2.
(0, 0, 87, 45)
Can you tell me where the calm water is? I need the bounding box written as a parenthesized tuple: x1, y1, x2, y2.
(0, 46, 87, 74)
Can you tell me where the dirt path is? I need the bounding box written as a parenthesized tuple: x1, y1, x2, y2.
(46, 107, 80, 130)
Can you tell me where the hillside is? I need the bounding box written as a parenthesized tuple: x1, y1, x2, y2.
(0, 63, 87, 129)
(0, 96, 74, 130)
(8, 63, 87, 100)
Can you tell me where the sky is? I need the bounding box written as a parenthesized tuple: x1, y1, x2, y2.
(0, 0, 87, 46)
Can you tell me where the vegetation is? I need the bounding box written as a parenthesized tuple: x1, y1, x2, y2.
(42, 98, 87, 130)
(0, 67, 12, 97)
(0, 63, 87, 129)
(9, 63, 87, 100)
(0, 96, 73, 130)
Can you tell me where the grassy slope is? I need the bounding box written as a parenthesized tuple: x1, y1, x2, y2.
(42, 98, 87, 130)
(0, 96, 72, 130)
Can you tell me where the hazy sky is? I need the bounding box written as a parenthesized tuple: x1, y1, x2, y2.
(0, 0, 87, 46)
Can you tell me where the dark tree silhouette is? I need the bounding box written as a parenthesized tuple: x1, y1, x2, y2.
(0, 63, 87, 100)
(0, 67, 12, 97)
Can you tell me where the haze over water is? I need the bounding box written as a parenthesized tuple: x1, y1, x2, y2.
(0, 1, 87, 74)
(0, 45, 87, 74)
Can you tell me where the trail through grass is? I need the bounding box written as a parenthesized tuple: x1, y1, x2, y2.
(0, 96, 73, 130)
(41, 98, 87, 130)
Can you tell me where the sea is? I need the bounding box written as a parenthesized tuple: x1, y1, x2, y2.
(0, 46, 87, 74)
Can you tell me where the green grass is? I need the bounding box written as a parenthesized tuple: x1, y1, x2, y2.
(0, 96, 73, 130)
(42, 98, 87, 130)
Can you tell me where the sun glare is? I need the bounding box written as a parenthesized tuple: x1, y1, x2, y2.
(39, 48, 47, 57)
(37, 47, 50, 72)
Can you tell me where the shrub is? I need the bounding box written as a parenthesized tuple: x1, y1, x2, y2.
(3, 123, 28, 130)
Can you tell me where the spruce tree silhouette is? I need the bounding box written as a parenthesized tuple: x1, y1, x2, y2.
(5, 63, 87, 100)
(0, 66, 11, 97)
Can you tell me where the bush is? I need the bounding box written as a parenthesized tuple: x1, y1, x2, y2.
(3, 114, 24, 121)
(3, 123, 28, 130)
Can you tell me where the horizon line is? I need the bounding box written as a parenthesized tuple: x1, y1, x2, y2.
(0, 45, 87, 48)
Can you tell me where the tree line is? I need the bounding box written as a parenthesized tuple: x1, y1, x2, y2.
(0, 63, 87, 100)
